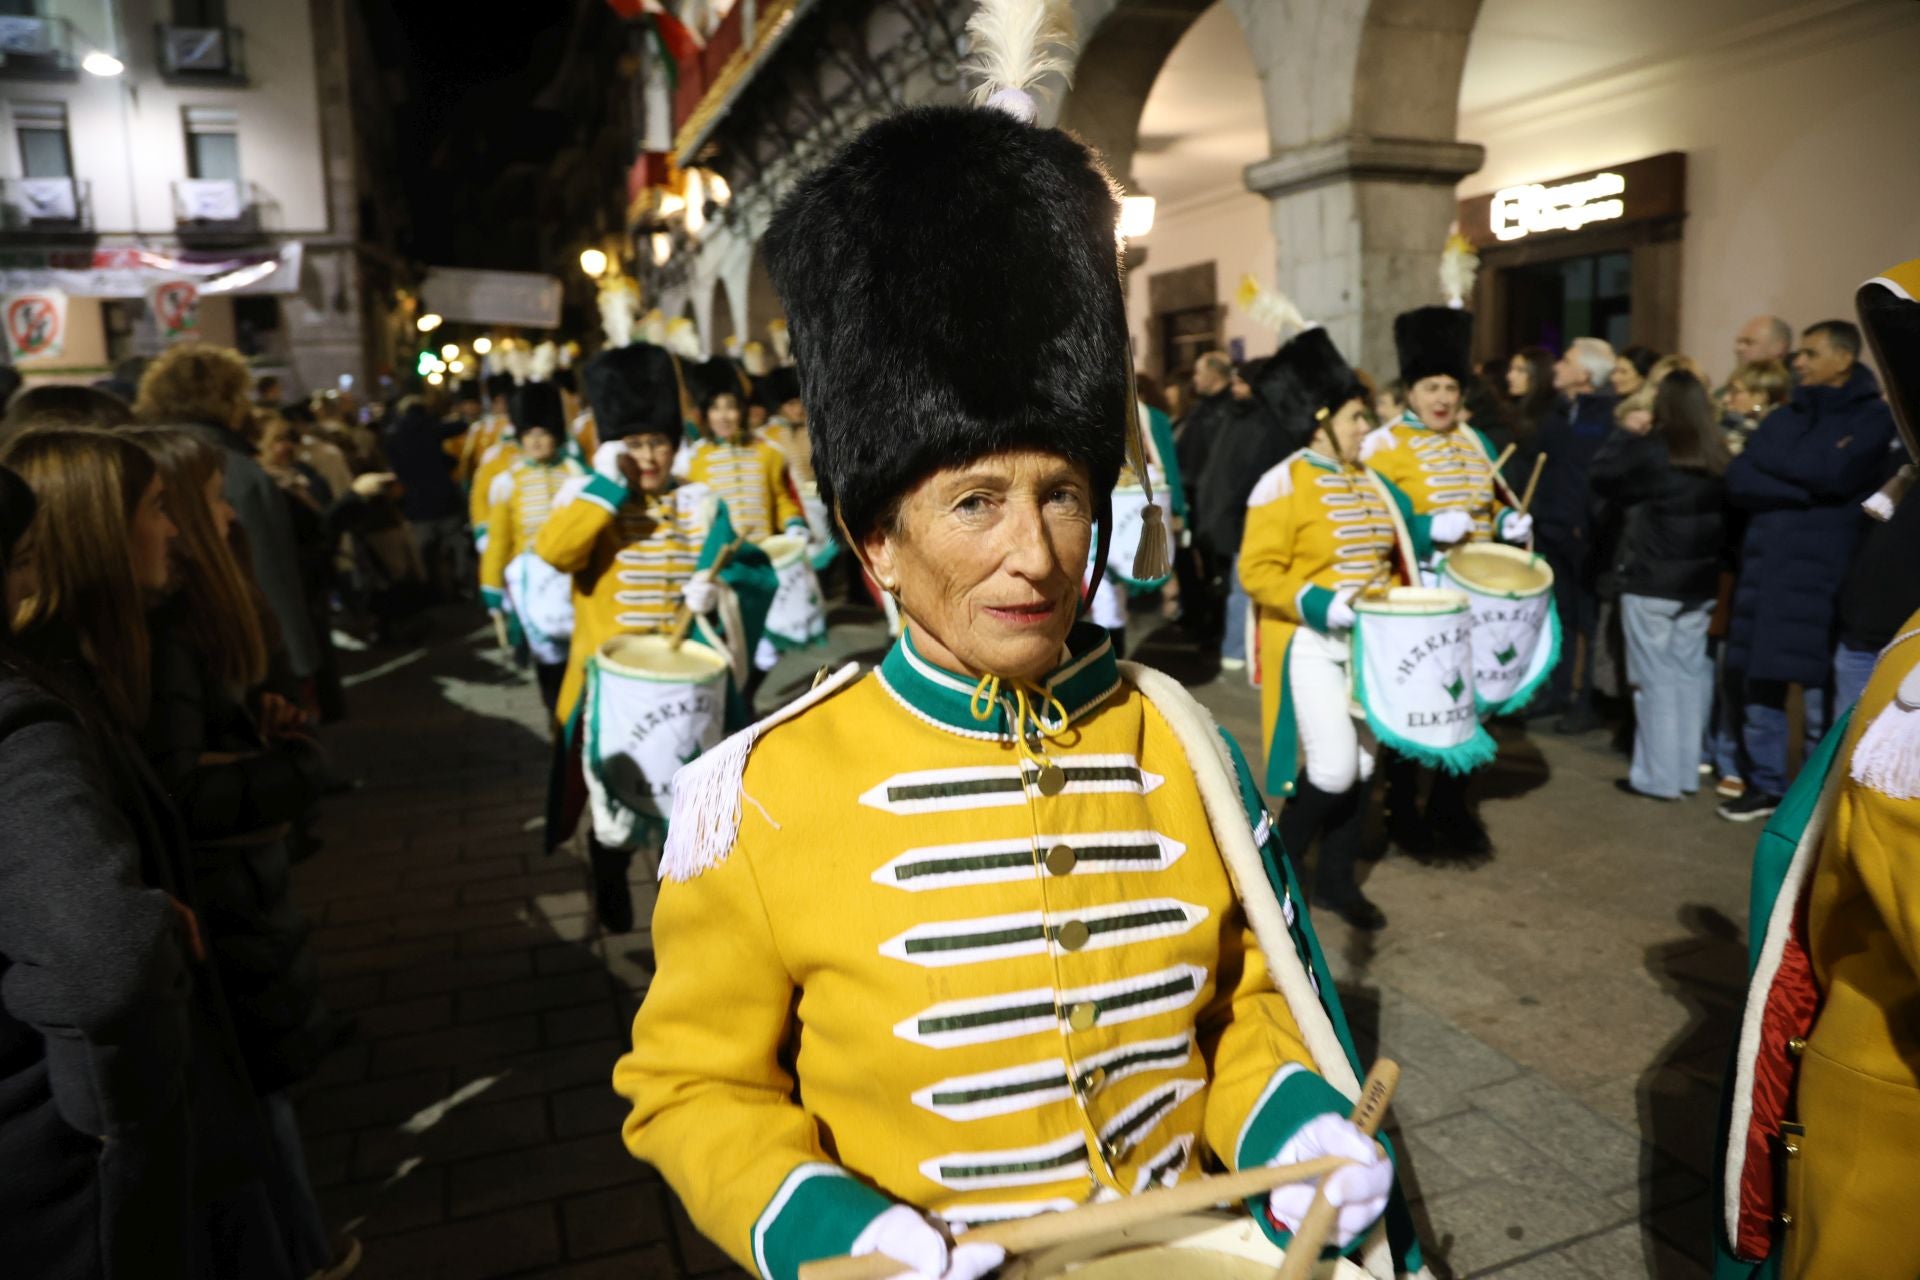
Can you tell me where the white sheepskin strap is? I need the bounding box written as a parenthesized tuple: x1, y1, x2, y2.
(1118, 662, 1396, 1280)
(658, 662, 863, 882)
(1850, 657, 1920, 800)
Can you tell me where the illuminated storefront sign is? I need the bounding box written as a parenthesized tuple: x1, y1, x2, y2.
(1490, 172, 1626, 241)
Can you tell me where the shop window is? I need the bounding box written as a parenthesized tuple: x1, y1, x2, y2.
(1161, 306, 1220, 384)
(1504, 251, 1632, 355)
(15, 100, 70, 177)
(234, 294, 280, 357)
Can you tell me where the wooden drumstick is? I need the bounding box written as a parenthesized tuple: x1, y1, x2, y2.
(1359, 560, 1396, 600)
(795, 1155, 1354, 1280)
(1490, 442, 1517, 475)
(1273, 1060, 1401, 1280)
(669, 537, 743, 649)
(1519, 453, 1548, 515)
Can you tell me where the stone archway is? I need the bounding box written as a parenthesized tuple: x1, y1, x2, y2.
(1057, 0, 1486, 375)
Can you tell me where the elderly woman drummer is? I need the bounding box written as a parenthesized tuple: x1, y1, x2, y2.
(613, 35, 1424, 1280)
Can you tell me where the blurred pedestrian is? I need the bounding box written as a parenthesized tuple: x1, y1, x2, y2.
(1590, 370, 1730, 799)
(1, 383, 133, 444)
(1721, 320, 1897, 821)
(1173, 351, 1236, 642)
(1722, 358, 1791, 451)
(383, 392, 471, 603)
(1610, 344, 1660, 398)
(1732, 314, 1793, 369)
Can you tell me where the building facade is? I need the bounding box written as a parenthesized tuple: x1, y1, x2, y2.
(0, 0, 399, 395)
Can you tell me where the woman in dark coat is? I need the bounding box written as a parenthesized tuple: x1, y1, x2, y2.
(0, 460, 197, 1280)
(128, 428, 353, 1280)
(2, 429, 300, 1280)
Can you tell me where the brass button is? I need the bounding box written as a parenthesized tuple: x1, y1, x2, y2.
(1787, 1036, 1807, 1057)
(1779, 1213, 1793, 1228)
(1044, 844, 1077, 875)
(1034, 764, 1067, 796)
(1077, 1066, 1106, 1094)
(1783, 1141, 1800, 1156)
(1057, 920, 1091, 951)
(1066, 1001, 1097, 1031)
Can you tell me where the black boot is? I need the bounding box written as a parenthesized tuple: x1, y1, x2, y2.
(1277, 777, 1340, 879)
(1380, 750, 1433, 860)
(1313, 786, 1386, 930)
(1426, 770, 1492, 859)
(588, 834, 636, 933)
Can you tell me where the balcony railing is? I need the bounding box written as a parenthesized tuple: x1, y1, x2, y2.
(172, 178, 264, 243)
(0, 176, 91, 235)
(0, 14, 78, 79)
(156, 23, 246, 83)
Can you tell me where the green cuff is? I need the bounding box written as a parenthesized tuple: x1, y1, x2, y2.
(752, 1163, 895, 1280)
(481, 586, 504, 610)
(581, 472, 629, 513)
(1237, 1066, 1367, 1255)
(1297, 585, 1336, 633)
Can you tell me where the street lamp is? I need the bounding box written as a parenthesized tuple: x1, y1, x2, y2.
(580, 247, 609, 278)
(440, 342, 459, 360)
(81, 50, 124, 76)
(1119, 192, 1156, 240)
(473, 336, 493, 355)
(449, 359, 466, 374)
(417, 313, 444, 333)
(427, 371, 445, 386)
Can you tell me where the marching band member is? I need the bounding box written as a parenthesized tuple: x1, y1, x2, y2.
(753, 366, 813, 487)
(534, 343, 774, 930)
(1239, 318, 1426, 931)
(1359, 306, 1526, 860)
(478, 380, 586, 711)
(684, 364, 808, 544)
(457, 372, 515, 491)
(1715, 258, 1920, 1279)
(613, 13, 1427, 1280)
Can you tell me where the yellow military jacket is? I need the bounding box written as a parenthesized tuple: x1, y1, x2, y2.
(1238, 449, 1415, 790)
(456, 412, 512, 487)
(1788, 611, 1920, 1276)
(685, 438, 804, 543)
(1359, 412, 1513, 545)
(756, 417, 815, 487)
(615, 626, 1365, 1280)
(470, 437, 521, 535)
(477, 456, 586, 609)
(533, 472, 715, 728)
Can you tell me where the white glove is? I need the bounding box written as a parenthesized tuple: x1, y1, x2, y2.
(1499, 510, 1534, 543)
(1324, 588, 1357, 633)
(592, 441, 630, 484)
(681, 576, 719, 616)
(1265, 1114, 1394, 1251)
(1428, 509, 1474, 545)
(850, 1205, 1006, 1280)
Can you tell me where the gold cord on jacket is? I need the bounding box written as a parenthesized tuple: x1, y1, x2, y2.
(969, 673, 1072, 771)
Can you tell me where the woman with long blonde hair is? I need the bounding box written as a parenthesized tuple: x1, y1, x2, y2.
(126, 427, 358, 1280)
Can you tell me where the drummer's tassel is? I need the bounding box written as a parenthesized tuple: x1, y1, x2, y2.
(1132, 502, 1171, 582)
(1850, 659, 1920, 801)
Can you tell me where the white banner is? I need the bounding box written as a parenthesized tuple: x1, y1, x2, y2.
(2, 289, 66, 360)
(583, 638, 731, 850)
(0, 244, 303, 298)
(420, 266, 564, 329)
(1351, 590, 1497, 774)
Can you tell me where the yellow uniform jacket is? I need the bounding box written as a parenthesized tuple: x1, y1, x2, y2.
(533, 472, 716, 729)
(685, 439, 804, 543)
(756, 418, 815, 487)
(470, 437, 521, 537)
(477, 456, 586, 610)
(457, 413, 511, 487)
(615, 626, 1396, 1280)
(1238, 449, 1422, 793)
(1359, 413, 1514, 547)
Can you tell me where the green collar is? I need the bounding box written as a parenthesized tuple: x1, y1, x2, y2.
(1302, 448, 1340, 472)
(876, 622, 1124, 740)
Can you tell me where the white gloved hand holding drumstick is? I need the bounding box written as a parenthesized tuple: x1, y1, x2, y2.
(1265, 1114, 1394, 1250)
(849, 1206, 1005, 1280)
(1428, 508, 1475, 546)
(681, 575, 720, 616)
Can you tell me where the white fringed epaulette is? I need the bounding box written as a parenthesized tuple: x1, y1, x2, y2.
(1245, 453, 1301, 507)
(1850, 656, 1920, 800)
(659, 662, 864, 881)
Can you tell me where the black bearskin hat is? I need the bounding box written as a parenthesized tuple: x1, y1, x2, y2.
(453, 378, 482, 403)
(1395, 305, 1474, 388)
(1248, 327, 1365, 437)
(1858, 260, 1920, 467)
(763, 104, 1129, 541)
(754, 366, 800, 414)
(691, 357, 749, 411)
(512, 382, 566, 436)
(583, 345, 683, 443)
(484, 372, 516, 402)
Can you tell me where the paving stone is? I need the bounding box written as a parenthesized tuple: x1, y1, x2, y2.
(385, 949, 534, 999)
(351, 1093, 554, 1181)
(355, 994, 456, 1041)
(561, 1182, 674, 1259)
(302, 1130, 353, 1190)
(461, 867, 587, 905)
(551, 1082, 630, 1141)
(401, 853, 533, 890)
(320, 971, 385, 1012)
(325, 1162, 448, 1240)
(1468, 1074, 1651, 1198)
(1564, 1220, 1709, 1279)
(448, 1133, 649, 1217)
(328, 886, 462, 926)
(370, 1013, 542, 1078)
(349, 1203, 560, 1280)
(1472, 1248, 1594, 1279)
(524, 1245, 683, 1279)
(297, 1068, 453, 1137)
(301, 1040, 372, 1090)
(671, 1195, 741, 1276)
(1412, 1179, 1626, 1275)
(480, 1042, 625, 1104)
(454, 970, 618, 1024)
(535, 941, 605, 975)
(543, 1001, 626, 1048)
(1372, 995, 1522, 1126)
(1395, 1107, 1569, 1203)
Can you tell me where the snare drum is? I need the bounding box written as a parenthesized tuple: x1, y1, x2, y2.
(1437, 542, 1558, 717)
(502, 550, 575, 666)
(760, 532, 829, 651)
(999, 1209, 1369, 1279)
(1350, 587, 1497, 775)
(582, 634, 732, 851)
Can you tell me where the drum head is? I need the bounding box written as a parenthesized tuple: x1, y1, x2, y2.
(999, 1210, 1367, 1279)
(759, 532, 807, 568)
(1353, 586, 1469, 616)
(596, 633, 730, 682)
(1442, 542, 1554, 595)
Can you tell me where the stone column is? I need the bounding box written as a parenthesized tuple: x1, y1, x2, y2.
(1245, 136, 1483, 380)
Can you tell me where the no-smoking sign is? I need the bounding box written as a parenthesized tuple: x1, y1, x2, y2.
(149, 280, 200, 341)
(3, 291, 65, 360)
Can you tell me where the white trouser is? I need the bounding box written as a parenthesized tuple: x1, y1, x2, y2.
(1288, 625, 1375, 794)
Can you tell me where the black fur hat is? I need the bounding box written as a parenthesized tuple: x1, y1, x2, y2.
(453, 378, 482, 402)
(1248, 327, 1365, 437)
(1395, 306, 1474, 388)
(512, 382, 566, 437)
(484, 372, 516, 402)
(1858, 263, 1920, 465)
(754, 366, 800, 415)
(763, 104, 1129, 540)
(691, 357, 749, 412)
(583, 344, 683, 443)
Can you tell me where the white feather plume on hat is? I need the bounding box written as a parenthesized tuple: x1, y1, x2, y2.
(1440, 230, 1480, 309)
(501, 342, 532, 385)
(529, 341, 558, 383)
(1235, 274, 1312, 340)
(638, 309, 668, 345)
(966, 0, 1077, 122)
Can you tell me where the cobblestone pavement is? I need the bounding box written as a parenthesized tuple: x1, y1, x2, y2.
(294, 602, 1755, 1279)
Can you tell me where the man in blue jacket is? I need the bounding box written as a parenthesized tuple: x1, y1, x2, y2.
(1719, 319, 1898, 821)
